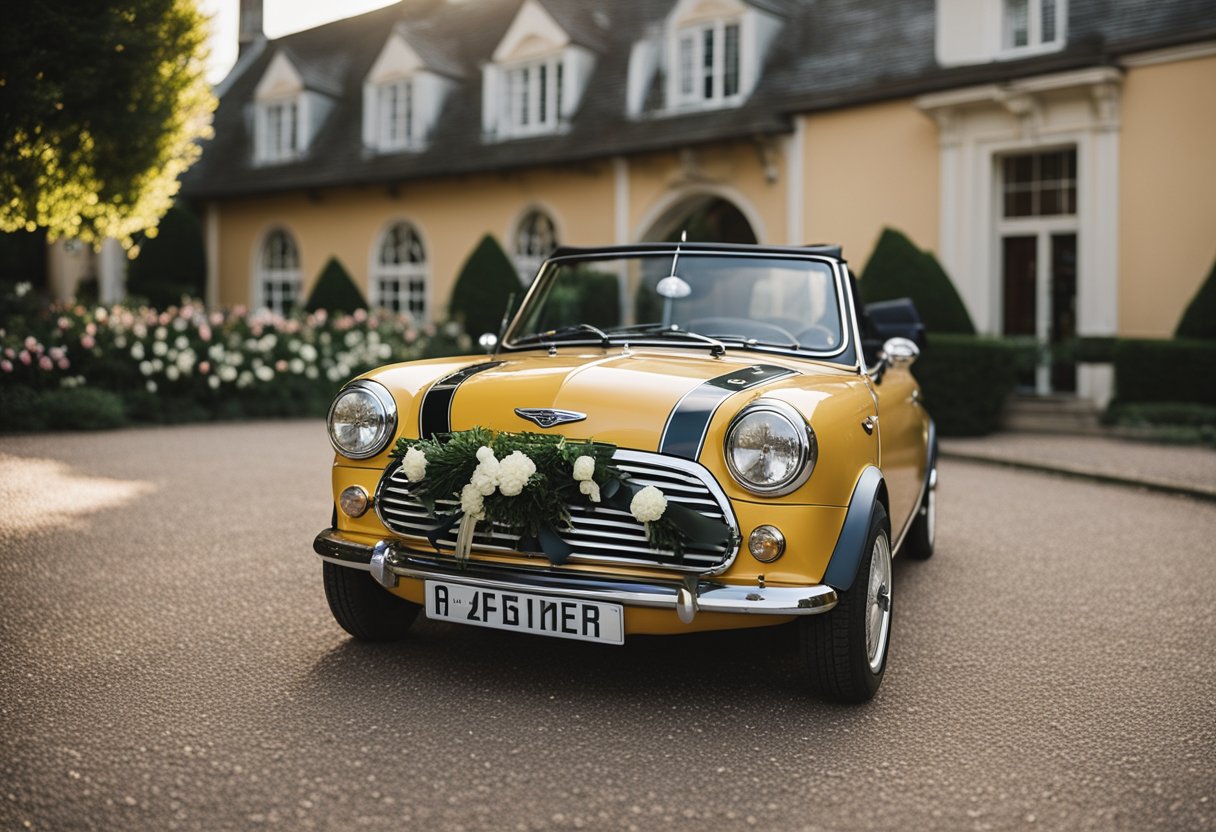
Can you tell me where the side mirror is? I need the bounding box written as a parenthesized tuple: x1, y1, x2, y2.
(881, 336, 920, 369)
(478, 332, 498, 355)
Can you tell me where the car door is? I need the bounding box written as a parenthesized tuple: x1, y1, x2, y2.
(872, 363, 926, 539)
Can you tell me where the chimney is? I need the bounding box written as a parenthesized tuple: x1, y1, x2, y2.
(238, 0, 265, 57)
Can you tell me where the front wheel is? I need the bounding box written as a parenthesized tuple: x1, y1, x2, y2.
(323, 562, 420, 641)
(800, 502, 892, 703)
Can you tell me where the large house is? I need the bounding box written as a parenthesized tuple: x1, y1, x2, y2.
(183, 0, 1216, 406)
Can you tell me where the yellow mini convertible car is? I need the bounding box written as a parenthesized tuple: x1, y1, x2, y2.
(314, 242, 936, 702)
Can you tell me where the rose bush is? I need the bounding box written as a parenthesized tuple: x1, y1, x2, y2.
(0, 285, 470, 430)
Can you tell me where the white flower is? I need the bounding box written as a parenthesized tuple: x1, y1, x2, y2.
(130, 342, 145, 360)
(207, 375, 221, 390)
(579, 479, 601, 503)
(572, 455, 596, 482)
(14, 281, 30, 298)
(299, 344, 318, 362)
(154, 326, 167, 341)
(469, 446, 501, 496)
(400, 447, 428, 482)
(174, 335, 188, 350)
(219, 366, 237, 383)
(254, 365, 274, 382)
(630, 485, 667, 523)
(139, 360, 153, 376)
(152, 340, 168, 357)
(237, 370, 253, 388)
(460, 482, 486, 520)
(289, 358, 304, 374)
(497, 451, 536, 497)
(145, 380, 157, 393)
(166, 366, 180, 381)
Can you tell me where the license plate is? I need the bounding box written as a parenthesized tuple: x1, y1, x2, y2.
(424, 581, 624, 645)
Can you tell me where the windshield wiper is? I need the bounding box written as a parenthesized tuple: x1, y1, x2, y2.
(605, 324, 727, 357)
(512, 324, 609, 348)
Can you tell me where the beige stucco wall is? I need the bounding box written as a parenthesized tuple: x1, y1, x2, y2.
(1119, 52, 1216, 337)
(214, 164, 618, 315)
(801, 100, 940, 272)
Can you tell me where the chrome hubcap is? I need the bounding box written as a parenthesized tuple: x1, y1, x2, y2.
(865, 531, 892, 673)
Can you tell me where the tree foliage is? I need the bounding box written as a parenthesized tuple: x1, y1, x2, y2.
(126, 203, 206, 307)
(449, 234, 522, 338)
(860, 227, 976, 334)
(0, 0, 215, 247)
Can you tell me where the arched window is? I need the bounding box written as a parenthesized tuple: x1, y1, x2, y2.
(513, 209, 558, 284)
(374, 222, 428, 320)
(258, 229, 301, 315)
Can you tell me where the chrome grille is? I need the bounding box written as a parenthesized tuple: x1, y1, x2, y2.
(374, 449, 738, 573)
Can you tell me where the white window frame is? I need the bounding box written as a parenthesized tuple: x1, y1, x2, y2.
(503, 57, 564, 136)
(373, 222, 429, 322)
(256, 229, 301, 316)
(376, 79, 415, 151)
(674, 20, 742, 108)
(513, 209, 559, 285)
(258, 98, 300, 163)
(1001, 0, 1066, 56)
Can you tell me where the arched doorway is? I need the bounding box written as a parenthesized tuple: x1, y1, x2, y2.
(640, 194, 758, 244)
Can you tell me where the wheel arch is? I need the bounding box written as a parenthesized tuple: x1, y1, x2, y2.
(820, 466, 887, 593)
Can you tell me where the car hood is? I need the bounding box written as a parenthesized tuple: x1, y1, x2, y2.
(367, 348, 862, 453)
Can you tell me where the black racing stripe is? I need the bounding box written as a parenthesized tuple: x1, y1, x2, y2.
(418, 361, 504, 438)
(658, 364, 797, 460)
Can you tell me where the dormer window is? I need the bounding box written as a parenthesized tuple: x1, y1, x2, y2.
(482, 0, 599, 141)
(676, 21, 740, 105)
(252, 52, 332, 165)
(377, 79, 415, 150)
(1003, 0, 1063, 52)
(506, 58, 564, 134)
(261, 99, 299, 161)
(363, 28, 461, 154)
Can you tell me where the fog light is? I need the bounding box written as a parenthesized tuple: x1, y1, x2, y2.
(748, 525, 785, 563)
(339, 485, 370, 518)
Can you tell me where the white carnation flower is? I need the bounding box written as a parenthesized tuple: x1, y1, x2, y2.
(400, 447, 428, 482)
(460, 482, 486, 520)
(579, 479, 601, 503)
(572, 455, 595, 482)
(630, 485, 667, 523)
(468, 446, 501, 496)
(497, 451, 536, 497)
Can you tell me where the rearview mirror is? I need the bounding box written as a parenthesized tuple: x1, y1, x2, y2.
(880, 336, 920, 369)
(478, 332, 498, 354)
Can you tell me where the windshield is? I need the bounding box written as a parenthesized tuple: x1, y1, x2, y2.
(506, 253, 846, 355)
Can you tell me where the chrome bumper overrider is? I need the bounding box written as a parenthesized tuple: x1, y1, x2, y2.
(313, 529, 837, 622)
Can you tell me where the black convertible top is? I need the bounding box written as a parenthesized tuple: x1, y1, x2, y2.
(548, 242, 845, 262)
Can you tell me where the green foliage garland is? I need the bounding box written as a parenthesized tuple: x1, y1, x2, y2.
(390, 428, 696, 561)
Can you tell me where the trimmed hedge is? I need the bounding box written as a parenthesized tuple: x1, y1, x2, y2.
(1112, 339, 1216, 405)
(127, 205, 207, 308)
(861, 228, 975, 335)
(1175, 257, 1216, 340)
(913, 333, 1022, 436)
(305, 257, 366, 314)
(449, 234, 521, 338)
(0, 386, 127, 431)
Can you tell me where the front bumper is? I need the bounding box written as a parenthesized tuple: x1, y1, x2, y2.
(313, 529, 837, 623)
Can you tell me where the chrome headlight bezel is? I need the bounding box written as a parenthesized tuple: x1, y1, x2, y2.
(724, 399, 816, 497)
(327, 380, 398, 460)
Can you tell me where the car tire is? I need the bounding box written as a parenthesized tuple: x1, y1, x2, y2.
(903, 465, 936, 560)
(323, 562, 420, 642)
(800, 502, 892, 703)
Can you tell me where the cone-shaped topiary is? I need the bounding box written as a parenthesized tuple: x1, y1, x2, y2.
(126, 204, 206, 308)
(1175, 256, 1216, 340)
(861, 228, 975, 334)
(305, 256, 366, 314)
(449, 234, 523, 338)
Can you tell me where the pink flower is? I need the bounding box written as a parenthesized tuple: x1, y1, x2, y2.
(24, 336, 37, 351)
(85, 322, 97, 336)
(58, 317, 71, 330)
(3, 347, 13, 359)
(19, 350, 31, 365)
(81, 335, 95, 349)
(275, 359, 288, 372)
(353, 308, 368, 323)
(198, 361, 210, 374)
(38, 356, 53, 371)
(251, 324, 263, 337)
(210, 312, 224, 326)
(56, 357, 69, 370)
(198, 324, 212, 342)
(49, 346, 65, 361)
(0, 360, 11, 373)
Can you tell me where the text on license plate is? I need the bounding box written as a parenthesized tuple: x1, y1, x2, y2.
(424, 581, 624, 645)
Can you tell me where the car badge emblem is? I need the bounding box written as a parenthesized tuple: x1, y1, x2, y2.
(514, 408, 587, 428)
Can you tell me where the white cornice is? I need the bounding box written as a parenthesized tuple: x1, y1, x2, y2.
(1120, 40, 1216, 68)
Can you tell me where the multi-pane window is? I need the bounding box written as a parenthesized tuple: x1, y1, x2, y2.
(377, 80, 414, 150)
(506, 58, 564, 135)
(514, 210, 558, 284)
(375, 223, 427, 320)
(1002, 149, 1077, 218)
(676, 21, 741, 106)
(262, 100, 299, 162)
(1003, 0, 1064, 50)
(259, 230, 301, 315)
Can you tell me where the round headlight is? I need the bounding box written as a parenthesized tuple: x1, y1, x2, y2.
(724, 399, 816, 496)
(327, 380, 397, 460)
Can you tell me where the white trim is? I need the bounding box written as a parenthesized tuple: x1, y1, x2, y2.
(368, 218, 431, 322)
(634, 183, 766, 243)
(251, 225, 302, 314)
(508, 204, 562, 285)
(1120, 40, 1216, 68)
(785, 118, 805, 245)
(493, 0, 570, 63)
